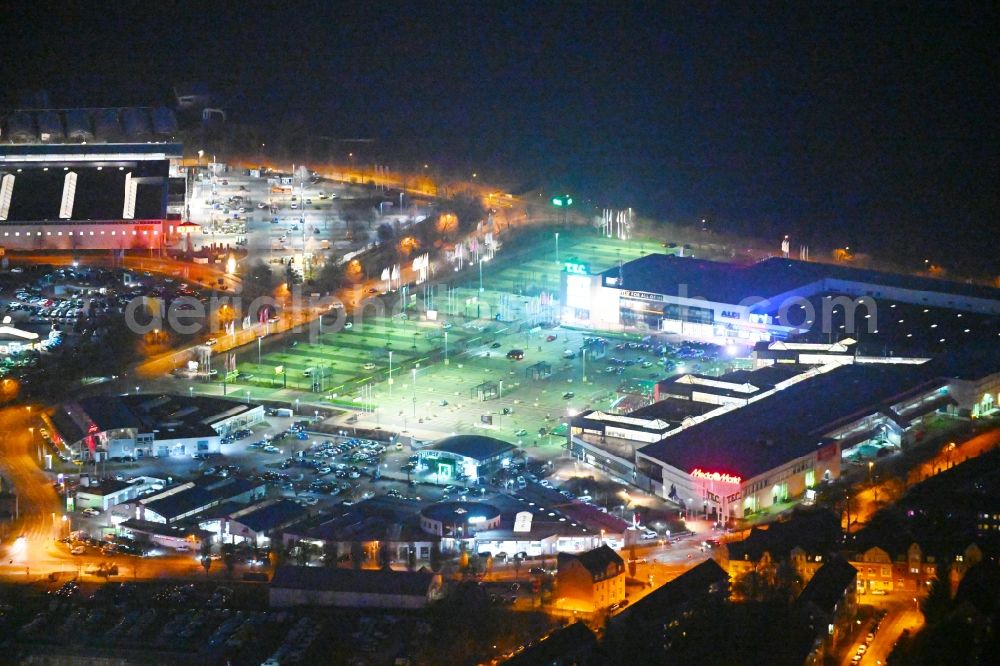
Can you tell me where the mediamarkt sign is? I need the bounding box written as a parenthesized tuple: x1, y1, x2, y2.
(691, 468, 742, 485)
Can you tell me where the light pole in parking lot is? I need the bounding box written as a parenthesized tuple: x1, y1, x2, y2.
(411, 368, 417, 417)
(388, 351, 394, 396)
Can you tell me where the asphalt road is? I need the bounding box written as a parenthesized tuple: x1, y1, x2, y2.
(0, 405, 63, 574)
(842, 596, 924, 666)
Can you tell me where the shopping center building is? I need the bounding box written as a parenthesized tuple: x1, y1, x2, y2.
(571, 353, 1000, 523)
(559, 254, 1000, 345)
(0, 107, 185, 251)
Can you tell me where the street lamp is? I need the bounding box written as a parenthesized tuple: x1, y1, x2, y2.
(411, 368, 417, 417)
(388, 351, 393, 395)
(135, 385, 140, 395)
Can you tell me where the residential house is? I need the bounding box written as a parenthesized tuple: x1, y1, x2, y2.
(556, 545, 626, 612)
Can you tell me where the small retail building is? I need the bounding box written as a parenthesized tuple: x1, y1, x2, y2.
(418, 434, 516, 483)
(75, 479, 139, 512)
(419, 501, 502, 538)
(199, 498, 308, 547)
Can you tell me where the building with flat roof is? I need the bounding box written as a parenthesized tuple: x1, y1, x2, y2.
(269, 565, 443, 609)
(571, 352, 1000, 522)
(283, 496, 441, 566)
(116, 518, 213, 551)
(0, 135, 186, 251)
(48, 393, 264, 460)
(74, 479, 139, 511)
(560, 254, 1000, 345)
(129, 477, 265, 524)
(198, 498, 308, 547)
(635, 363, 953, 520)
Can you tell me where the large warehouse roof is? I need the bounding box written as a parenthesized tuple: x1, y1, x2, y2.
(429, 434, 516, 461)
(602, 255, 1000, 304)
(271, 565, 434, 596)
(637, 363, 949, 479)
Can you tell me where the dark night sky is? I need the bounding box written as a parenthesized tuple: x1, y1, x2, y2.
(4, 2, 998, 275)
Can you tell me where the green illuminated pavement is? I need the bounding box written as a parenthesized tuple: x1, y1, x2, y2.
(208, 229, 738, 443)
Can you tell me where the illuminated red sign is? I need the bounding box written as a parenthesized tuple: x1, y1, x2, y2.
(691, 468, 742, 485)
(817, 442, 838, 461)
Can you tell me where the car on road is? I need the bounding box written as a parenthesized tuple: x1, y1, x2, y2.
(546, 334, 557, 341)
(490, 341, 502, 349)
(81, 508, 100, 517)
(362, 363, 376, 370)
(514, 429, 527, 437)
(506, 349, 524, 360)
(562, 391, 575, 399)
(70, 545, 86, 555)
(641, 530, 658, 540)
(175, 544, 191, 552)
